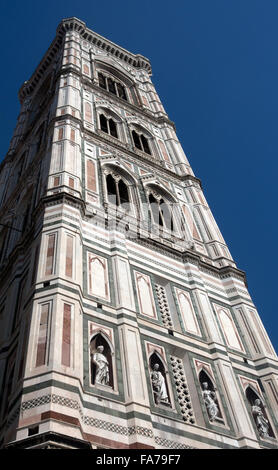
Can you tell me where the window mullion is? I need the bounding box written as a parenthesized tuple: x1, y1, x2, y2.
(115, 181, 120, 206)
(158, 205, 164, 228)
(115, 82, 119, 98)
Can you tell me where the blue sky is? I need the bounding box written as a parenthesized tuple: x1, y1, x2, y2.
(1, 0, 278, 353)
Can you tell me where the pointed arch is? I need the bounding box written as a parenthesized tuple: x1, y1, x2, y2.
(145, 183, 179, 234)
(145, 182, 177, 203)
(135, 271, 157, 319)
(102, 162, 140, 217)
(96, 105, 122, 124)
(102, 161, 138, 186)
(148, 349, 168, 371)
(215, 306, 244, 352)
(88, 253, 110, 301)
(128, 122, 155, 156)
(95, 57, 135, 87)
(90, 332, 113, 388)
(176, 288, 201, 336)
(245, 385, 262, 406)
(199, 368, 215, 390)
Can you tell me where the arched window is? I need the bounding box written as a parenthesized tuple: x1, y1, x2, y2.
(132, 130, 151, 155)
(99, 114, 118, 139)
(90, 333, 113, 388)
(98, 72, 127, 101)
(105, 173, 130, 209)
(148, 192, 175, 232)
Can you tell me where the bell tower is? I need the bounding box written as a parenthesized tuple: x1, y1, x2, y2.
(0, 17, 277, 449)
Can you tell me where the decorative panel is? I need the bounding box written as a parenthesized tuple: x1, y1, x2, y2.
(213, 303, 244, 352)
(88, 253, 110, 301)
(176, 288, 201, 336)
(36, 303, 50, 367)
(135, 271, 157, 318)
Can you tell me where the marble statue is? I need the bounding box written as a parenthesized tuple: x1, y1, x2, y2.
(202, 382, 219, 421)
(252, 398, 270, 438)
(151, 363, 169, 405)
(92, 345, 110, 386)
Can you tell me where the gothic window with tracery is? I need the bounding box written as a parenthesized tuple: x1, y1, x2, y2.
(132, 130, 151, 155)
(148, 192, 174, 232)
(98, 72, 127, 101)
(99, 113, 118, 138)
(106, 173, 130, 209)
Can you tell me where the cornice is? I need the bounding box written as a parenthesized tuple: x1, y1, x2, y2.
(181, 174, 203, 189)
(127, 230, 247, 286)
(18, 33, 63, 104)
(18, 17, 152, 103)
(57, 17, 152, 73)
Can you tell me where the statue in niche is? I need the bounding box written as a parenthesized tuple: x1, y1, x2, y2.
(201, 381, 219, 422)
(252, 398, 270, 438)
(92, 345, 110, 386)
(151, 363, 169, 405)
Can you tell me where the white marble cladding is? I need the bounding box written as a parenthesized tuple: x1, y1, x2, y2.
(1, 18, 278, 451)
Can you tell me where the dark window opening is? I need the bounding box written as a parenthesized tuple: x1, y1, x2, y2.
(106, 174, 118, 205)
(98, 73, 127, 101)
(100, 114, 118, 139)
(141, 134, 151, 155)
(132, 130, 142, 150)
(108, 77, 116, 95)
(132, 130, 151, 155)
(160, 199, 174, 231)
(109, 118, 118, 138)
(98, 73, 106, 89)
(117, 83, 127, 100)
(149, 193, 174, 231)
(118, 179, 129, 205)
(149, 193, 160, 225)
(100, 114, 108, 133)
(106, 174, 130, 210)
